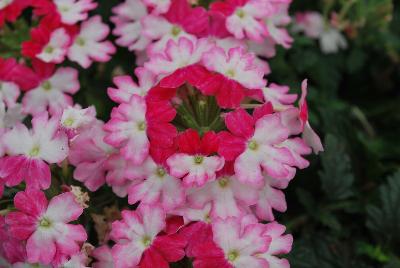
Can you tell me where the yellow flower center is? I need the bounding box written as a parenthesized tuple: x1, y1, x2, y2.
(42, 81, 52, 91)
(218, 177, 229, 188)
(29, 146, 40, 157)
(137, 121, 146, 131)
(228, 250, 239, 262)
(248, 140, 258, 151)
(44, 46, 54, 54)
(39, 217, 52, 228)
(75, 37, 86, 46)
(171, 25, 182, 37)
(194, 155, 204, 164)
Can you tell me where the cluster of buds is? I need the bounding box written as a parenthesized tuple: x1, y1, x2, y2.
(0, 0, 323, 267)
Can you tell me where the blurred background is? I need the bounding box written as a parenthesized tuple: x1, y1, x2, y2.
(3, 0, 399, 267)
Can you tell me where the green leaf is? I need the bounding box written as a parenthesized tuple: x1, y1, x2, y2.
(318, 134, 355, 201)
(366, 170, 400, 247)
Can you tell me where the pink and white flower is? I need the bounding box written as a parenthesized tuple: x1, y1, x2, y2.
(167, 129, 225, 187)
(218, 107, 296, 186)
(22, 60, 80, 116)
(69, 120, 116, 191)
(60, 105, 96, 138)
(188, 163, 257, 219)
(0, 113, 68, 190)
(108, 67, 156, 104)
(211, 0, 272, 42)
(33, 0, 97, 26)
(53, 0, 97, 25)
(110, 204, 186, 268)
(104, 95, 176, 164)
(192, 216, 270, 268)
(145, 37, 211, 87)
(111, 0, 151, 51)
(5, 190, 87, 264)
(257, 222, 293, 268)
(195, 46, 266, 108)
(143, 0, 171, 14)
(262, 83, 297, 111)
(68, 16, 116, 68)
(253, 174, 292, 221)
(92, 246, 114, 268)
(142, 0, 208, 54)
(22, 26, 70, 64)
(127, 156, 185, 211)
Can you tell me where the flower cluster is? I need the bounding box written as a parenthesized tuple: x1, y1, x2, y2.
(0, 0, 323, 267)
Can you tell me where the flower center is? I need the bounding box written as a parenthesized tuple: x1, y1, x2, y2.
(75, 37, 86, 46)
(236, 9, 245, 19)
(29, 146, 40, 157)
(44, 46, 54, 54)
(142, 235, 152, 247)
(39, 217, 52, 228)
(225, 69, 236, 78)
(227, 250, 239, 262)
(204, 213, 211, 223)
(194, 155, 204, 164)
(248, 140, 258, 151)
(59, 5, 70, 12)
(42, 80, 52, 91)
(171, 25, 181, 37)
(137, 121, 146, 131)
(218, 177, 229, 188)
(156, 167, 166, 178)
(63, 117, 74, 127)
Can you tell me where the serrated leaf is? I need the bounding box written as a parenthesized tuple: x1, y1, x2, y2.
(366, 170, 400, 247)
(318, 134, 355, 201)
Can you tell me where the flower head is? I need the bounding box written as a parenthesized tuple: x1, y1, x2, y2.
(5, 190, 87, 264)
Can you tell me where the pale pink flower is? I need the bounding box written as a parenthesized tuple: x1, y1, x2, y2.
(127, 156, 185, 211)
(111, 0, 151, 51)
(202, 46, 266, 90)
(22, 66, 80, 116)
(68, 15, 116, 68)
(0, 113, 68, 190)
(5, 190, 87, 264)
(107, 67, 156, 104)
(36, 28, 70, 64)
(54, 0, 97, 25)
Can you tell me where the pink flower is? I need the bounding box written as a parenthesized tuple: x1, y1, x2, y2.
(192, 216, 271, 268)
(0, 57, 39, 92)
(145, 37, 211, 87)
(110, 204, 186, 268)
(33, 0, 97, 26)
(218, 107, 296, 187)
(257, 222, 293, 268)
(262, 83, 297, 111)
(192, 46, 265, 108)
(60, 105, 96, 138)
(52, 251, 89, 268)
(67, 15, 116, 68)
(22, 26, 70, 64)
(211, 0, 272, 42)
(167, 129, 225, 187)
(5, 190, 87, 264)
(293, 12, 324, 39)
(142, 0, 208, 54)
(253, 174, 292, 221)
(0, 215, 26, 264)
(111, 0, 151, 51)
(22, 60, 80, 116)
(92, 246, 114, 268)
(188, 162, 257, 219)
(280, 80, 324, 154)
(127, 156, 185, 211)
(0, 113, 68, 190)
(143, 0, 171, 14)
(108, 67, 156, 104)
(263, 1, 293, 49)
(104, 95, 177, 164)
(0, 0, 30, 27)
(69, 120, 116, 191)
